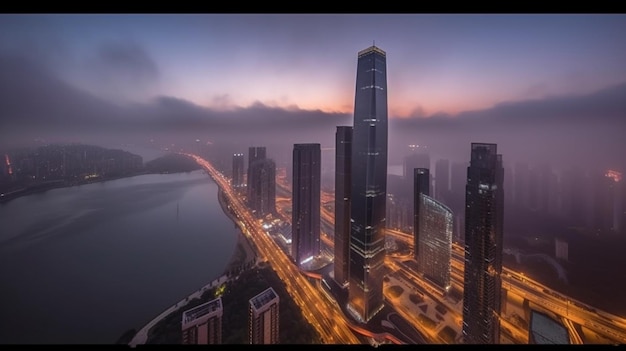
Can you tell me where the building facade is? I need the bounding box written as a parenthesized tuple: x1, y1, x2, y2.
(291, 143, 321, 267)
(348, 45, 388, 323)
(462, 143, 504, 344)
(232, 153, 244, 193)
(247, 146, 267, 201)
(181, 297, 223, 344)
(416, 193, 453, 292)
(248, 158, 276, 219)
(334, 126, 352, 286)
(413, 167, 430, 262)
(249, 287, 280, 344)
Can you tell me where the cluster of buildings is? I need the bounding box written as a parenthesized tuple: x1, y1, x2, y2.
(0, 144, 143, 194)
(181, 287, 280, 344)
(222, 45, 505, 343)
(189, 45, 585, 344)
(386, 153, 625, 239)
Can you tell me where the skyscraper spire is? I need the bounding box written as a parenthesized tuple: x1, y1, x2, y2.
(347, 44, 388, 323)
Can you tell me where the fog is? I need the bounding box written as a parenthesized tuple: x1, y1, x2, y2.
(1, 52, 625, 176)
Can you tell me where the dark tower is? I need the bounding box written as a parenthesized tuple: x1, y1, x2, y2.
(232, 153, 244, 193)
(334, 126, 352, 286)
(462, 143, 504, 344)
(413, 167, 429, 262)
(247, 146, 267, 203)
(291, 143, 321, 267)
(249, 158, 276, 219)
(348, 45, 388, 323)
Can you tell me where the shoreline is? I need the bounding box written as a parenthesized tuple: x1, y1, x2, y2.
(128, 177, 256, 346)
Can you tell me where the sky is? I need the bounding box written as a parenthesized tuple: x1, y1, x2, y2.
(0, 14, 625, 169)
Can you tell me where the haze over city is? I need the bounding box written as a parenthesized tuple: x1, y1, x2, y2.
(1, 14, 626, 345)
(0, 14, 625, 170)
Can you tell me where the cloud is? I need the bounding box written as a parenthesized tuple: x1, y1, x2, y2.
(0, 50, 624, 172)
(81, 40, 160, 103)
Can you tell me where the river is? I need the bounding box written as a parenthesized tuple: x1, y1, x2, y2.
(0, 169, 238, 344)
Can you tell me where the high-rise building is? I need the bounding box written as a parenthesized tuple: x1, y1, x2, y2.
(334, 126, 352, 286)
(232, 153, 244, 193)
(248, 158, 276, 219)
(291, 143, 321, 267)
(181, 297, 223, 344)
(416, 193, 453, 292)
(462, 143, 504, 344)
(413, 167, 430, 262)
(247, 146, 267, 200)
(249, 287, 279, 344)
(347, 45, 388, 323)
(435, 159, 450, 204)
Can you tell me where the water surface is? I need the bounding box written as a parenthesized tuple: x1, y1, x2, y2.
(0, 170, 237, 344)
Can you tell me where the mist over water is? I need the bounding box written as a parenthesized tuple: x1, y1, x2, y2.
(0, 170, 237, 344)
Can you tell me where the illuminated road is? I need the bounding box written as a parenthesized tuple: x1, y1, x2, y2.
(206, 162, 626, 344)
(386, 229, 626, 344)
(184, 154, 361, 344)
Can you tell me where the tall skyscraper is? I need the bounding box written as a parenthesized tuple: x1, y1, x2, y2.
(334, 126, 352, 286)
(248, 158, 276, 219)
(181, 297, 223, 344)
(291, 143, 321, 267)
(462, 143, 504, 344)
(249, 287, 279, 344)
(348, 45, 388, 323)
(416, 193, 453, 292)
(247, 146, 267, 200)
(413, 167, 430, 262)
(232, 153, 244, 193)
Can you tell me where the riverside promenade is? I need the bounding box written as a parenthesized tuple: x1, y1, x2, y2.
(128, 188, 256, 347)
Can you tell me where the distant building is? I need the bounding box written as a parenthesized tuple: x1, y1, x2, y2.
(248, 157, 276, 219)
(181, 297, 223, 344)
(413, 167, 430, 262)
(291, 143, 321, 267)
(334, 126, 352, 287)
(555, 238, 568, 261)
(249, 287, 279, 344)
(462, 143, 504, 344)
(416, 193, 453, 292)
(247, 146, 267, 201)
(348, 45, 388, 323)
(232, 153, 244, 192)
(529, 310, 570, 344)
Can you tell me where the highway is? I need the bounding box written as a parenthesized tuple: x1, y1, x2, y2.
(200, 160, 626, 344)
(184, 153, 361, 344)
(279, 176, 626, 344)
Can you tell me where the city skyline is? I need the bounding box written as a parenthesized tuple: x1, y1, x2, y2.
(348, 45, 388, 323)
(1, 14, 625, 174)
(1, 14, 626, 346)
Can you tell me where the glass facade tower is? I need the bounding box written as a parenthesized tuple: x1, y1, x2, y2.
(291, 143, 321, 267)
(348, 45, 388, 323)
(334, 126, 352, 286)
(462, 143, 504, 344)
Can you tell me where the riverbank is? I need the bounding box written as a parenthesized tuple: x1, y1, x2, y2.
(127, 184, 257, 346)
